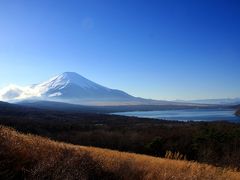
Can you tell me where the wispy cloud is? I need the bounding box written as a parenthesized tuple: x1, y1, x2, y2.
(0, 84, 42, 101)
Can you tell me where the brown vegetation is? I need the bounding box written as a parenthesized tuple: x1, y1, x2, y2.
(1, 109, 240, 169)
(0, 126, 240, 180)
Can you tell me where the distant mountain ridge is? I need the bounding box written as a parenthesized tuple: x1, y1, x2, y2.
(1, 72, 238, 106)
(177, 98, 240, 105)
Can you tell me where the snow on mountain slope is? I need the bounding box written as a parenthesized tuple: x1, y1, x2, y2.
(0, 72, 220, 106)
(37, 72, 133, 101)
(35, 72, 108, 92)
(0, 72, 134, 104)
(33, 72, 110, 95)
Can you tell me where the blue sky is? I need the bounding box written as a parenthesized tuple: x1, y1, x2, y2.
(0, 0, 240, 100)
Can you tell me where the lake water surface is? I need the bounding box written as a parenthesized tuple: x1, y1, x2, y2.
(113, 108, 240, 122)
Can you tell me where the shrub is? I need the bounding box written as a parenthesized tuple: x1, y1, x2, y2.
(165, 150, 186, 160)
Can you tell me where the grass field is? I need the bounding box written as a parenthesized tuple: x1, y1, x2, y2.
(1, 125, 239, 180)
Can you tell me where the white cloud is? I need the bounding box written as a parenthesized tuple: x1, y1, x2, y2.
(0, 84, 43, 101)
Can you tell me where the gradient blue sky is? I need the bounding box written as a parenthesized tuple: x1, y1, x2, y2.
(0, 0, 240, 100)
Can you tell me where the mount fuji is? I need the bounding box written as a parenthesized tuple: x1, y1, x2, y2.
(0, 72, 226, 107)
(0, 72, 141, 105)
(31, 72, 135, 103)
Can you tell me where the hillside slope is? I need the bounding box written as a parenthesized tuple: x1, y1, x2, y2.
(0, 126, 239, 180)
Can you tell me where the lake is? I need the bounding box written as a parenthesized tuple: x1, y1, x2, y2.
(113, 108, 240, 122)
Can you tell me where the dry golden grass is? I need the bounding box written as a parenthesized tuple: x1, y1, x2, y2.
(0, 125, 240, 180)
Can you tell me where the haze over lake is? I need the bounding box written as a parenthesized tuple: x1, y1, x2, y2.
(113, 109, 240, 122)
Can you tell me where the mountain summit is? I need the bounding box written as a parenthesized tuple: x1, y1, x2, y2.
(0, 72, 135, 105)
(35, 72, 133, 102)
(0, 72, 204, 106)
(38, 72, 108, 90)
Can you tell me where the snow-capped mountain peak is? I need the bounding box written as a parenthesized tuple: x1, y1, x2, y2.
(0, 72, 132, 104)
(55, 72, 108, 89)
(34, 72, 109, 94)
